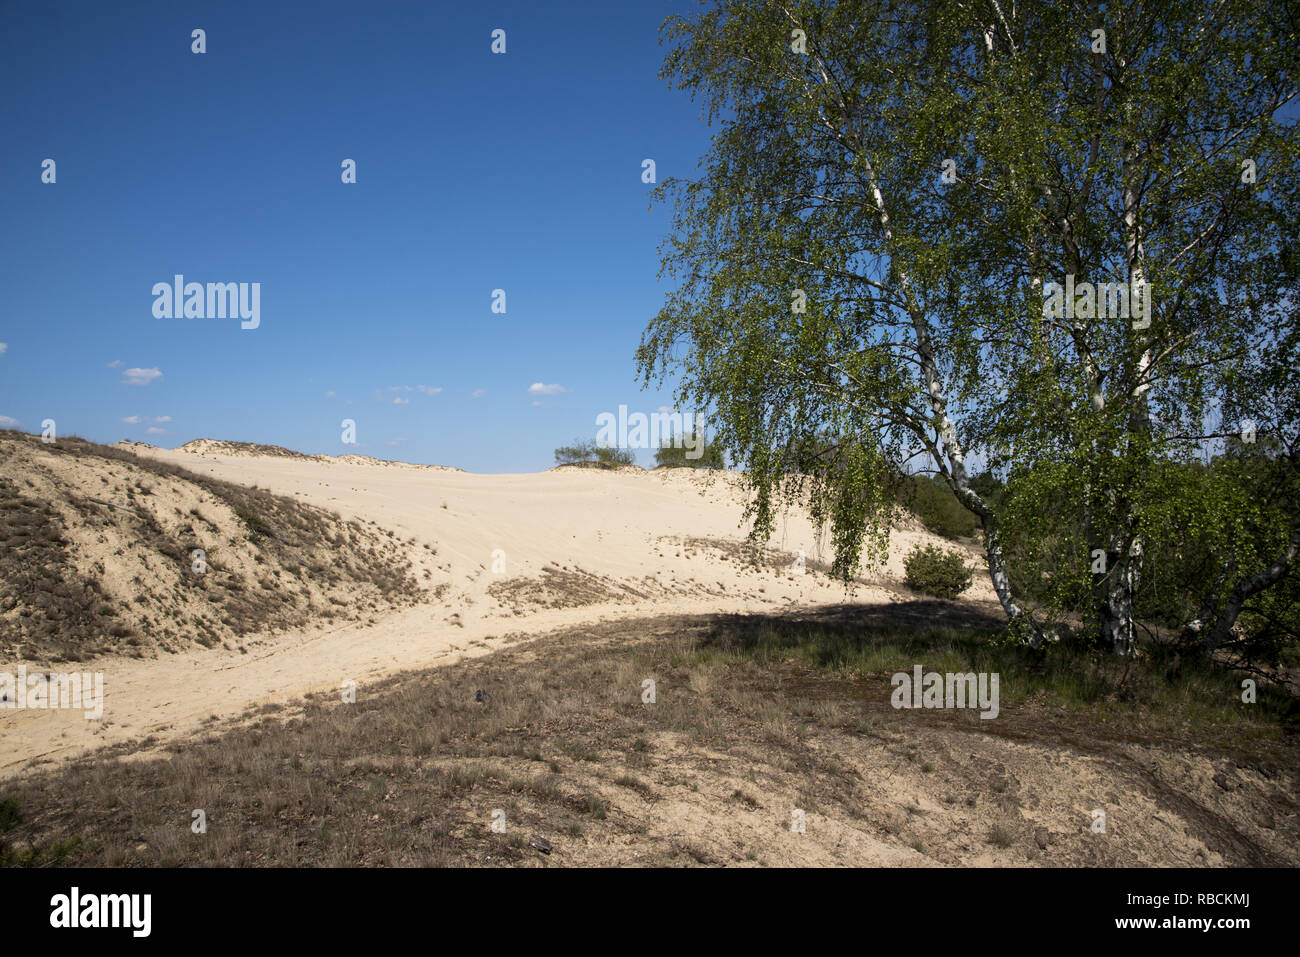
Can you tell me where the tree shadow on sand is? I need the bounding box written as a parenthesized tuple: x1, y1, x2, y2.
(691, 600, 1008, 658)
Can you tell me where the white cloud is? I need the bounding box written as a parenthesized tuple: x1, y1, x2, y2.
(106, 359, 122, 368)
(0, 415, 19, 428)
(0, 343, 7, 356)
(122, 367, 162, 386)
(393, 397, 409, 405)
(417, 385, 442, 395)
(154, 415, 171, 423)
(471, 388, 485, 399)
(121, 415, 142, 424)
(324, 390, 336, 398)
(528, 382, 565, 396)
(532, 401, 543, 407)
(146, 426, 167, 435)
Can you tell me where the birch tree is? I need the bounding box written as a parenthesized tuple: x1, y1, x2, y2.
(637, 0, 1299, 651)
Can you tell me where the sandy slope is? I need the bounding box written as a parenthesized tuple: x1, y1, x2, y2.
(1, 446, 994, 778)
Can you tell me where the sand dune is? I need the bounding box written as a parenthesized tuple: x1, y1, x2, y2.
(1, 438, 995, 778)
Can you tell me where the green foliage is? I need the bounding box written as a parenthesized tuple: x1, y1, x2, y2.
(903, 544, 974, 600)
(637, 0, 1299, 653)
(554, 440, 637, 468)
(993, 440, 1300, 664)
(900, 474, 977, 539)
(654, 432, 725, 468)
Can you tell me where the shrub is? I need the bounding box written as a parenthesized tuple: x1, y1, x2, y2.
(553, 440, 636, 468)
(903, 544, 974, 600)
(654, 433, 724, 469)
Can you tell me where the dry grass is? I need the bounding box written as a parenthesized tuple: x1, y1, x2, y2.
(487, 563, 654, 611)
(2, 604, 1295, 868)
(174, 439, 323, 461)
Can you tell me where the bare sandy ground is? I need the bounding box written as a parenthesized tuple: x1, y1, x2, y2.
(2, 447, 989, 779)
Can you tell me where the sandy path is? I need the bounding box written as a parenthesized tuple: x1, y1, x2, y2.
(1, 451, 992, 779)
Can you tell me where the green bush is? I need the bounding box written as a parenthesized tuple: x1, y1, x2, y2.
(903, 544, 974, 600)
(554, 440, 636, 468)
(654, 432, 724, 468)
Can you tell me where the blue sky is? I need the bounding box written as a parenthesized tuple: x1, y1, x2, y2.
(0, 0, 712, 472)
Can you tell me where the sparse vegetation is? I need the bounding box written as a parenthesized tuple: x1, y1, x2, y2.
(0, 430, 425, 660)
(487, 563, 646, 610)
(1, 606, 1292, 867)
